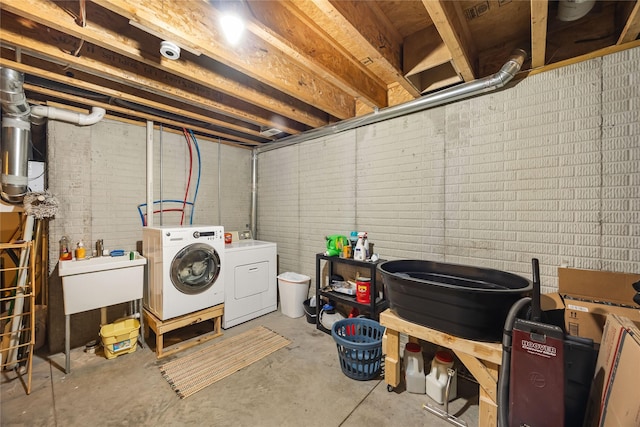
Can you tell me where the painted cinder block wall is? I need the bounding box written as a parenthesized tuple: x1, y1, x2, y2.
(46, 120, 251, 351)
(257, 47, 639, 293)
(47, 120, 252, 268)
(42, 46, 638, 352)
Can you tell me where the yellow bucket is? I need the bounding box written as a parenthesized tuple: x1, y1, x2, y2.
(99, 318, 140, 359)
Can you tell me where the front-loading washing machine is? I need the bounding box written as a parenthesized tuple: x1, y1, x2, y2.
(143, 225, 225, 320)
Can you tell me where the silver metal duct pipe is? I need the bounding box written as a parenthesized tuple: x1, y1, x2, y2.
(256, 49, 528, 153)
(1, 67, 106, 203)
(1, 117, 31, 203)
(1, 67, 31, 203)
(1, 68, 30, 117)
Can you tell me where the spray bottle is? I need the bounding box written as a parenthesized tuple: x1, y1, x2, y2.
(354, 232, 365, 261)
(349, 231, 359, 253)
(363, 232, 370, 259)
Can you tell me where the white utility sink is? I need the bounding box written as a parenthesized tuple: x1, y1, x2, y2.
(59, 253, 146, 276)
(59, 254, 146, 315)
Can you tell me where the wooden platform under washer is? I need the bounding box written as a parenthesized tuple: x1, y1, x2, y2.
(143, 304, 224, 359)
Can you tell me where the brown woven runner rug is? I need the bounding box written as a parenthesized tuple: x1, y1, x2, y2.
(160, 325, 290, 398)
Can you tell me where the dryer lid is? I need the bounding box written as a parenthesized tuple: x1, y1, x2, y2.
(170, 243, 221, 295)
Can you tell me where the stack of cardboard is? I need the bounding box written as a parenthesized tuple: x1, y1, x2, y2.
(584, 314, 640, 426)
(540, 267, 640, 426)
(542, 268, 640, 343)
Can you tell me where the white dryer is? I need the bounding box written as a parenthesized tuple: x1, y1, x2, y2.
(223, 239, 277, 328)
(143, 225, 225, 320)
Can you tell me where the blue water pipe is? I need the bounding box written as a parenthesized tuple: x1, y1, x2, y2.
(137, 200, 194, 226)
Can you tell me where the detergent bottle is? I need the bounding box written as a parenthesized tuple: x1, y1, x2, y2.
(325, 235, 348, 257)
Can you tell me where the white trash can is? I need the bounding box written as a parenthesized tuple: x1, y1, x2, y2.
(277, 272, 311, 318)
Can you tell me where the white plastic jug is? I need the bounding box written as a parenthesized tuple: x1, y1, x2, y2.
(426, 350, 457, 404)
(403, 342, 425, 394)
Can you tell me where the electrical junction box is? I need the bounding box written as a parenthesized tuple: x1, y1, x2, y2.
(28, 161, 45, 192)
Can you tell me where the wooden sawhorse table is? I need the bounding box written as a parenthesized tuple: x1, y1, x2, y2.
(380, 309, 502, 427)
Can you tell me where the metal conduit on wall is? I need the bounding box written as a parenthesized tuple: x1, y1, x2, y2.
(248, 49, 528, 238)
(255, 49, 528, 154)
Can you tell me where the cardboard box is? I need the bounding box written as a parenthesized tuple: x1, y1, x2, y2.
(584, 314, 640, 427)
(563, 298, 640, 343)
(547, 268, 640, 343)
(558, 267, 639, 307)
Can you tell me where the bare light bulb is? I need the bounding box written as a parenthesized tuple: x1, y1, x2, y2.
(220, 13, 244, 45)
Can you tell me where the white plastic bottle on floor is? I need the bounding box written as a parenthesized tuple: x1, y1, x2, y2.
(403, 342, 425, 394)
(426, 350, 457, 404)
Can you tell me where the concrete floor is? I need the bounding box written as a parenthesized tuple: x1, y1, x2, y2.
(1, 310, 480, 427)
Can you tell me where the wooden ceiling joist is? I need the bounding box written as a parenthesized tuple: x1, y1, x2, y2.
(1, 0, 330, 129)
(421, 0, 476, 81)
(0, 56, 269, 144)
(0, 17, 305, 136)
(531, 0, 550, 69)
(618, 0, 640, 45)
(92, 0, 355, 120)
(301, 0, 420, 100)
(245, 0, 388, 109)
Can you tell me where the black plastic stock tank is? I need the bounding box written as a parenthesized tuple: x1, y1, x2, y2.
(378, 260, 532, 342)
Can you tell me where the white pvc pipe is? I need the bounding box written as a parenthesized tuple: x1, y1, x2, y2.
(30, 105, 105, 126)
(250, 150, 257, 238)
(146, 121, 154, 227)
(218, 138, 222, 223)
(159, 124, 163, 225)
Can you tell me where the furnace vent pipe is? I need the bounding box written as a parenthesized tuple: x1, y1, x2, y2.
(256, 48, 528, 153)
(1, 117, 31, 203)
(1, 66, 106, 203)
(1, 68, 30, 118)
(1, 67, 31, 203)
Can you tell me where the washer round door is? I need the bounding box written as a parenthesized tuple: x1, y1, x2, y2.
(170, 243, 221, 295)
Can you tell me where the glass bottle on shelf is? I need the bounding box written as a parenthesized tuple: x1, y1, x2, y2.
(59, 236, 72, 260)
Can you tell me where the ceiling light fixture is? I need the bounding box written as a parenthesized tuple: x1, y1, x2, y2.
(557, 0, 595, 22)
(220, 11, 245, 45)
